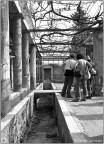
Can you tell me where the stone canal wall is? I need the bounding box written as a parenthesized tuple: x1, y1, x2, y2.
(1, 83, 43, 143)
(51, 83, 88, 143)
(1, 82, 88, 143)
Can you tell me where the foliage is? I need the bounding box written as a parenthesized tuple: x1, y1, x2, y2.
(70, 1, 92, 52)
(17, 1, 103, 57)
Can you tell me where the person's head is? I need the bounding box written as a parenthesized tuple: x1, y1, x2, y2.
(86, 55, 91, 62)
(70, 53, 75, 59)
(66, 56, 70, 60)
(76, 53, 84, 60)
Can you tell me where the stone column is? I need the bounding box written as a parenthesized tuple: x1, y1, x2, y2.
(30, 46, 36, 89)
(36, 60, 38, 83)
(62, 59, 65, 81)
(1, 1, 11, 116)
(40, 61, 42, 82)
(12, 14, 22, 92)
(38, 61, 39, 83)
(10, 56, 14, 91)
(22, 33, 30, 89)
(38, 61, 40, 83)
(38, 61, 41, 83)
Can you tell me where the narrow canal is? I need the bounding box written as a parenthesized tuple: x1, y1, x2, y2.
(23, 94, 61, 143)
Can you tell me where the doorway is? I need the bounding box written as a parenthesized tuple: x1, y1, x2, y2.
(44, 68, 51, 80)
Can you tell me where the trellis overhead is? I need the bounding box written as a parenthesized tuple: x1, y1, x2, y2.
(22, 0, 103, 58)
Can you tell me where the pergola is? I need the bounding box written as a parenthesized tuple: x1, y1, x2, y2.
(21, 1, 103, 63)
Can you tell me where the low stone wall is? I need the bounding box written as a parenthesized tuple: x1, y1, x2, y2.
(51, 83, 88, 143)
(43, 80, 51, 90)
(1, 83, 43, 143)
(36, 83, 43, 90)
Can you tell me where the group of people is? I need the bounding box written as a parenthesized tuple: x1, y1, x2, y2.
(61, 53, 96, 102)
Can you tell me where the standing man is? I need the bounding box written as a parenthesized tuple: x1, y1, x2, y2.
(61, 53, 76, 98)
(72, 53, 92, 102)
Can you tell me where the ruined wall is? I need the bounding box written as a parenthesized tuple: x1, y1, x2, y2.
(1, 91, 34, 143)
(1, 82, 43, 143)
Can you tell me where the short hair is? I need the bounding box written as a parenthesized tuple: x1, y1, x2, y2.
(70, 53, 75, 58)
(86, 55, 91, 61)
(76, 53, 84, 60)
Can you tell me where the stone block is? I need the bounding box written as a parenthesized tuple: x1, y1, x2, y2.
(1, 125, 9, 143)
(2, 100, 11, 117)
(20, 88, 28, 100)
(1, 86, 36, 143)
(10, 92, 21, 108)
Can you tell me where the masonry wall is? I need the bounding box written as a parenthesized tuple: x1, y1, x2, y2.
(93, 30, 103, 76)
(93, 30, 103, 95)
(1, 91, 34, 143)
(1, 84, 43, 143)
(43, 64, 64, 83)
(76, 46, 86, 58)
(53, 64, 64, 82)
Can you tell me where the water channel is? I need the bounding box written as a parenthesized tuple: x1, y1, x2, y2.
(23, 93, 61, 143)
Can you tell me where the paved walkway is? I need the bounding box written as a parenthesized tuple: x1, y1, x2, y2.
(53, 83, 103, 143)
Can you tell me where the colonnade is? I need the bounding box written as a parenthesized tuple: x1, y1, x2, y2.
(1, 1, 42, 116)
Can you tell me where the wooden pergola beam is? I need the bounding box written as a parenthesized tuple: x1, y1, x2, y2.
(42, 56, 68, 60)
(23, 27, 101, 33)
(30, 42, 83, 46)
(23, 28, 83, 33)
(39, 50, 70, 53)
